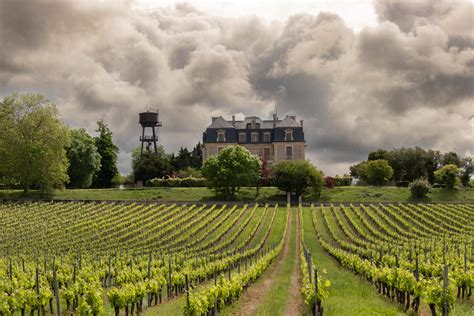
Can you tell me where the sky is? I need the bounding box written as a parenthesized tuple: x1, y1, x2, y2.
(0, 0, 473, 176)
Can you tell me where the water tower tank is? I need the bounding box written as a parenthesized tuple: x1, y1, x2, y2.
(139, 111, 159, 127)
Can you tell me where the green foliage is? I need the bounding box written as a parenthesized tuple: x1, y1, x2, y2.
(365, 160, 393, 186)
(441, 151, 461, 167)
(349, 161, 369, 182)
(202, 146, 261, 199)
(409, 178, 431, 198)
(434, 164, 461, 189)
(147, 177, 206, 187)
(177, 167, 202, 178)
(66, 129, 101, 188)
(271, 160, 324, 197)
(92, 120, 119, 188)
(460, 157, 473, 187)
(0, 93, 70, 193)
(334, 175, 352, 186)
(368, 149, 388, 161)
(132, 146, 172, 183)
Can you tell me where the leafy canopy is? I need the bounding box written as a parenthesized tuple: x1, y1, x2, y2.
(434, 164, 461, 189)
(0, 93, 70, 192)
(271, 160, 324, 197)
(202, 146, 261, 199)
(365, 159, 393, 186)
(67, 128, 101, 188)
(92, 120, 119, 188)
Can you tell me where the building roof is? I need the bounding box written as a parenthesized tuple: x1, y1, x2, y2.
(207, 116, 234, 128)
(206, 115, 302, 129)
(275, 115, 302, 128)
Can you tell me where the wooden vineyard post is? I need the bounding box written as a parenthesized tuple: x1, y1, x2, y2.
(168, 256, 172, 299)
(53, 259, 61, 316)
(147, 252, 152, 307)
(287, 192, 291, 206)
(185, 274, 190, 311)
(35, 261, 40, 316)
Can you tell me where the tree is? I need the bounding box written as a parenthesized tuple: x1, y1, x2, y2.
(131, 145, 172, 183)
(172, 147, 192, 171)
(409, 179, 431, 198)
(441, 152, 461, 167)
(368, 149, 388, 161)
(271, 160, 324, 197)
(190, 142, 203, 169)
(92, 120, 119, 188)
(0, 93, 70, 193)
(434, 164, 461, 189)
(365, 160, 393, 186)
(202, 146, 261, 199)
(350, 161, 369, 182)
(66, 129, 101, 188)
(460, 157, 473, 187)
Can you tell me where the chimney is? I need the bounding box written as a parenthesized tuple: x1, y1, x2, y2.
(290, 115, 296, 120)
(232, 115, 235, 127)
(211, 116, 218, 123)
(273, 113, 278, 127)
(300, 120, 304, 127)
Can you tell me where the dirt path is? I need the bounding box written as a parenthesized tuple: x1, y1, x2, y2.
(229, 210, 293, 316)
(284, 209, 303, 316)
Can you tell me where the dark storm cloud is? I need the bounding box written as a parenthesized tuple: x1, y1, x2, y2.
(0, 0, 472, 175)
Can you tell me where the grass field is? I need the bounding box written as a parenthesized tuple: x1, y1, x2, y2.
(1, 186, 473, 203)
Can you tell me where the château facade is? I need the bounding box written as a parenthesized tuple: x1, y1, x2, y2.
(202, 114, 306, 164)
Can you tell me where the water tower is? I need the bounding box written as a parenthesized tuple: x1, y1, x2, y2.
(139, 110, 162, 158)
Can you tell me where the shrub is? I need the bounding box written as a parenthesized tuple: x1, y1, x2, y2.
(434, 164, 461, 189)
(395, 181, 410, 187)
(147, 177, 206, 187)
(271, 160, 324, 197)
(409, 179, 431, 198)
(324, 176, 335, 188)
(202, 146, 261, 199)
(334, 175, 352, 186)
(366, 160, 393, 186)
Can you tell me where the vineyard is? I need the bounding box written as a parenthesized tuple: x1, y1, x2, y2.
(0, 201, 472, 315)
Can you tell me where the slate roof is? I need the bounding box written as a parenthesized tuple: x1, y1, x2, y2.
(206, 115, 302, 129)
(207, 116, 234, 128)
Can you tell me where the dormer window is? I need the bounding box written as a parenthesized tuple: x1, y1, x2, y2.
(217, 130, 225, 142)
(285, 129, 293, 141)
(251, 132, 258, 142)
(263, 132, 271, 143)
(239, 133, 246, 143)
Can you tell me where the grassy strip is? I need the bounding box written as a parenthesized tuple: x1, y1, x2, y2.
(302, 208, 405, 316)
(253, 208, 298, 315)
(1, 186, 473, 202)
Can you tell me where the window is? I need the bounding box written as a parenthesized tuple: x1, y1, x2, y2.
(285, 146, 293, 159)
(251, 132, 258, 143)
(217, 130, 225, 142)
(239, 133, 246, 143)
(263, 148, 271, 159)
(263, 132, 271, 143)
(285, 129, 293, 141)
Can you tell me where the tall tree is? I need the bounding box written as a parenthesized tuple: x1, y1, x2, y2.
(202, 146, 261, 199)
(190, 142, 203, 169)
(67, 129, 101, 188)
(0, 93, 70, 193)
(441, 151, 461, 167)
(460, 157, 473, 187)
(172, 147, 192, 171)
(131, 145, 172, 182)
(92, 120, 119, 188)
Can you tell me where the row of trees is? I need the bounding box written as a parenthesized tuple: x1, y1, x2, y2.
(0, 93, 203, 193)
(0, 93, 120, 193)
(202, 146, 324, 200)
(350, 147, 472, 187)
(131, 143, 202, 183)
